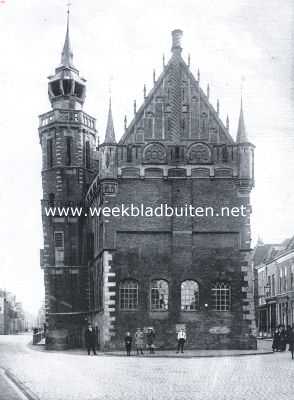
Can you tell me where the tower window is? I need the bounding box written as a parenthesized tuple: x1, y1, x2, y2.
(151, 280, 168, 311)
(74, 83, 84, 98)
(54, 232, 64, 248)
(54, 231, 64, 266)
(50, 80, 62, 96)
(48, 193, 55, 206)
(47, 138, 53, 168)
(63, 79, 73, 96)
(65, 137, 72, 166)
(119, 280, 138, 310)
(211, 282, 231, 311)
(85, 141, 90, 169)
(181, 280, 199, 311)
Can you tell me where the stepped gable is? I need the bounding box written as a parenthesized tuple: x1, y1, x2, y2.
(120, 30, 234, 146)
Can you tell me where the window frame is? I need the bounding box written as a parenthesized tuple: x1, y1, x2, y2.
(47, 138, 54, 168)
(181, 280, 199, 311)
(211, 282, 231, 312)
(150, 279, 169, 312)
(119, 280, 139, 311)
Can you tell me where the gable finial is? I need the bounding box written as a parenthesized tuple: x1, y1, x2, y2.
(197, 68, 200, 82)
(133, 100, 137, 115)
(124, 115, 127, 131)
(143, 84, 147, 99)
(162, 54, 166, 68)
(207, 84, 210, 100)
(153, 69, 156, 84)
(188, 54, 191, 67)
(171, 29, 183, 55)
(217, 99, 220, 115)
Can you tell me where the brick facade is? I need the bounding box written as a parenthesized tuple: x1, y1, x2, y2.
(40, 25, 256, 349)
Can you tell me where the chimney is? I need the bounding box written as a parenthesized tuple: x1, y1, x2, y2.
(171, 29, 183, 54)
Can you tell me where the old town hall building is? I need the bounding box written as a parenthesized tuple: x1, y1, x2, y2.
(39, 15, 256, 350)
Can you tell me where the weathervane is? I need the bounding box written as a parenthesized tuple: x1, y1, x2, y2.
(66, 2, 72, 14)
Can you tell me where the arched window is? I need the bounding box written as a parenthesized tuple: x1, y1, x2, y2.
(151, 280, 168, 311)
(181, 280, 199, 311)
(211, 282, 231, 311)
(119, 280, 138, 310)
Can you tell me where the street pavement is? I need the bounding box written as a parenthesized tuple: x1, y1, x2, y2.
(0, 334, 293, 400)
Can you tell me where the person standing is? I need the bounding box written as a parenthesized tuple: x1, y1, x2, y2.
(279, 326, 287, 351)
(272, 328, 280, 352)
(176, 328, 186, 353)
(135, 328, 144, 355)
(124, 331, 133, 356)
(85, 325, 97, 355)
(288, 326, 294, 359)
(146, 328, 155, 354)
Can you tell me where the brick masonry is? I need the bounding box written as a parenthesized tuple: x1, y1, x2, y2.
(39, 28, 256, 350)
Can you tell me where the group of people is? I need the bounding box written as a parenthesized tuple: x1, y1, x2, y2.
(125, 328, 156, 356)
(124, 327, 187, 356)
(272, 325, 294, 359)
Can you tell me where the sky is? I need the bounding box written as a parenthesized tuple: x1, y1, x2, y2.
(0, 0, 293, 314)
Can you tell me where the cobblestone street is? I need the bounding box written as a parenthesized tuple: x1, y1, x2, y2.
(0, 334, 293, 400)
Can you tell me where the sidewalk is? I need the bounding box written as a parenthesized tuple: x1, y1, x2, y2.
(0, 368, 27, 400)
(30, 338, 273, 358)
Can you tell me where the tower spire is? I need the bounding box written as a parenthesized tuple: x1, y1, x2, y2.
(61, 6, 74, 68)
(237, 97, 248, 143)
(104, 98, 116, 144)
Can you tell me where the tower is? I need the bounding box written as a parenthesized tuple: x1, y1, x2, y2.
(39, 11, 97, 349)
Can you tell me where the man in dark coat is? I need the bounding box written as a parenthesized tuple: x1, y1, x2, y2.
(272, 328, 280, 352)
(288, 326, 294, 359)
(124, 331, 133, 356)
(85, 325, 97, 355)
(146, 328, 155, 354)
(279, 326, 287, 351)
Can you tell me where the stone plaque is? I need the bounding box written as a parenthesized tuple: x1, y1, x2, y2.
(209, 326, 230, 334)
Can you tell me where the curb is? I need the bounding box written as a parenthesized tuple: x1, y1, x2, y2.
(27, 342, 274, 359)
(4, 369, 40, 400)
(101, 351, 274, 359)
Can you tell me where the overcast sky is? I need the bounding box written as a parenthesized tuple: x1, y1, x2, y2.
(0, 0, 293, 314)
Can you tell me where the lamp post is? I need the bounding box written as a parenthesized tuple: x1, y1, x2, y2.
(264, 283, 271, 335)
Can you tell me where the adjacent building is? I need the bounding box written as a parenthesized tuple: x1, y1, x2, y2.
(255, 238, 294, 336)
(0, 290, 26, 334)
(40, 16, 256, 349)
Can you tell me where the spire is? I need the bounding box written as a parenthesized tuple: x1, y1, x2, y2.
(61, 7, 74, 68)
(104, 98, 116, 144)
(237, 98, 248, 143)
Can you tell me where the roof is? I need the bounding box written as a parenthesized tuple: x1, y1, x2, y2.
(119, 30, 235, 146)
